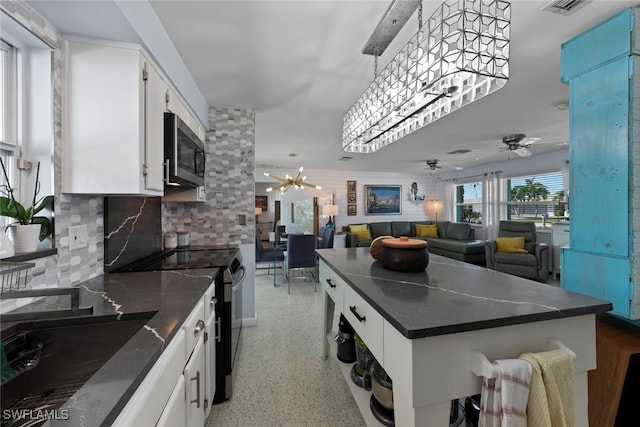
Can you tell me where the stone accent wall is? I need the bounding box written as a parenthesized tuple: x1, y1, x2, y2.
(162, 107, 255, 246)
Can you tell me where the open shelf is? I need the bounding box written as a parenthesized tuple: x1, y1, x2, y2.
(326, 331, 386, 427)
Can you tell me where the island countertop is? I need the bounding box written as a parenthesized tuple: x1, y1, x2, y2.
(1, 268, 219, 427)
(316, 247, 612, 339)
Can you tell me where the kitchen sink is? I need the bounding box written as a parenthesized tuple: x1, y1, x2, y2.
(1, 314, 154, 426)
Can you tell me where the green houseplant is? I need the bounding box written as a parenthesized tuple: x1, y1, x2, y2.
(0, 159, 54, 242)
(0, 195, 54, 241)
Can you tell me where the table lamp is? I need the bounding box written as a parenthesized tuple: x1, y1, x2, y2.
(322, 205, 338, 228)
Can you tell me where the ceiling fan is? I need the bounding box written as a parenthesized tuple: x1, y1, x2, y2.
(425, 159, 442, 171)
(476, 133, 546, 161)
(500, 134, 541, 158)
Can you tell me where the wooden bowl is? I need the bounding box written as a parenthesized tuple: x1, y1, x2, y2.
(380, 236, 429, 272)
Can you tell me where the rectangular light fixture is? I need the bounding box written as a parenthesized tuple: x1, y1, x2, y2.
(343, 0, 511, 154)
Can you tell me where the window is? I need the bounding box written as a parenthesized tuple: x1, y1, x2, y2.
(506, 171, 566, 222)
(1, 38, 17, 229)
(455, 181, 483, 223)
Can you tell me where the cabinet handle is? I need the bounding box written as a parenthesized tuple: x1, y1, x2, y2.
(216, 317, 222, 343)
(210, 297, 217, 307)
(163, 159, 170, 184)
(326, 278, 336, 289)
(194, 319, 205, 334)
(190, 370, 201, 408)
(349, 305, 366, 323)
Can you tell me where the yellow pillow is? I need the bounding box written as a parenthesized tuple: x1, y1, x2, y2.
(495, 237, 528, 253)
(415, 224, 438, 238)
(349, 224, 371, 241)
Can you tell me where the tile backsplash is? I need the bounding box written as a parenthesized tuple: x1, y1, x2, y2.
(162, 107, 256, 247)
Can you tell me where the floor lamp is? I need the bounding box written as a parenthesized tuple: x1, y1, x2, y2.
(322, 205, 338, 228)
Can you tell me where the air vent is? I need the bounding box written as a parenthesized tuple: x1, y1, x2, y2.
(447, 149, 471, 155)
(542, 0, 591, 16)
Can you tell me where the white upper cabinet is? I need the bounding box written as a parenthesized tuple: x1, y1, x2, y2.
(63, 37, 204, 195)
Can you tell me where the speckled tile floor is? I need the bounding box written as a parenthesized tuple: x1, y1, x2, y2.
(206, 269, 367, 427)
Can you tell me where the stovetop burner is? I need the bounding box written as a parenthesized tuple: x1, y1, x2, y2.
(113, 245, 240, 273)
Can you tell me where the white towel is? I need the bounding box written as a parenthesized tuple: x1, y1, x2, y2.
(479, 359, 533, 427)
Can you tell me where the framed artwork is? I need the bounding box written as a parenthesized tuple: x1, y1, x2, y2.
(255, 195, 268, 211)
(347, 205, 357, 216)
(347, 193, 357, 204)
(347, 180, 357, 193)
(365, 185, 402, 215)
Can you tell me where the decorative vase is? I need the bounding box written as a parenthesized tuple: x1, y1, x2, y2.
(0, 230, 15, 258)
(9, 224, 41, 253)
(380, 236, 429, 272)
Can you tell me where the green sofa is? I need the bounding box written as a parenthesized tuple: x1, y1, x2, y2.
(343, 220, 486, 265)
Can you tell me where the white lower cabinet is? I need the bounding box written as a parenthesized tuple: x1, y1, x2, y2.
(113, 282, 215, 426)
(185, 337, 206, 427)
(203, 286, 217, 418)
(156, 376, 186, 427)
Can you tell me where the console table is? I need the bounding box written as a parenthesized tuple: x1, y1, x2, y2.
(317, 248, 612, 426)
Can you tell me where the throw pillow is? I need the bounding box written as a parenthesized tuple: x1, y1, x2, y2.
(415, 224, 438, 238)
(349, 224, 371, 241)
(495, 237, 528, 253)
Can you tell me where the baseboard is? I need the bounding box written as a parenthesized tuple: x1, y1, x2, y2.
(243, 314, 257, 327)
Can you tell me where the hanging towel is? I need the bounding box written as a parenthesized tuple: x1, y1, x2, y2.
(520, 349, 575, 427)
(479, 359, 532, 427)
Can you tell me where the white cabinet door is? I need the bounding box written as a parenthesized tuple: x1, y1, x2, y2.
(64, 37, 163, 196)
(184, 337, 206, 427)
(143, 59, 167, 193)
(111, 329, 186, 426)
(156, 375, 186, 427)
(204, 305, 216, 417)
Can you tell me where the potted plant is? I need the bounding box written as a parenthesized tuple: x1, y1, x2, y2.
(0, 160, 54, 252)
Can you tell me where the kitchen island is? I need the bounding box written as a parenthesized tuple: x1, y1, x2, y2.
(317, 247, 612, 426)
(0, 268, 218, 426)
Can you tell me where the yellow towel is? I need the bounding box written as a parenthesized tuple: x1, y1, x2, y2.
(520, 349, 575, 427)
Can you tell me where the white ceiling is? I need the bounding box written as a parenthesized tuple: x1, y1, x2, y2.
(26, 0, 638, 178)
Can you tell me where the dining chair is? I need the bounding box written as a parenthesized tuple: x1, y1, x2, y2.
(283, 234, 317, 293)
(274, 225, 287, 250)
(322, 227, 335, 249)
(255, 231, 284, 285)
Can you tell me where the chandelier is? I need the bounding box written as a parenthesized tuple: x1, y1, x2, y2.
(264, 166, 322, 194)
(343, 0, 511, 154)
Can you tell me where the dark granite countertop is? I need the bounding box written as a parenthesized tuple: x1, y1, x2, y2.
(1, 268, 219, 426)
(316, 248, 612, 339)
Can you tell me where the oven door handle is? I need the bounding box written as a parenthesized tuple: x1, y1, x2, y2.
(232, 266, 246, 291)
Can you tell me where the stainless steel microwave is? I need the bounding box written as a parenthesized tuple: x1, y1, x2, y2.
(164, 112, 206, 187)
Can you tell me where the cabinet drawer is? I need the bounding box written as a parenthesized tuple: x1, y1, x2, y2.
(343, 285, 384, 364)
(183, 299, 205, 360)
(319, 261, 344, 309)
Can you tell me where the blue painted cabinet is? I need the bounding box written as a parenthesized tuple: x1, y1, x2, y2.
(560, 8, 636, 320)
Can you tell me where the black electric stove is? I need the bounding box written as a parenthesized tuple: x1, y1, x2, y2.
(113, 245, 244, 405)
